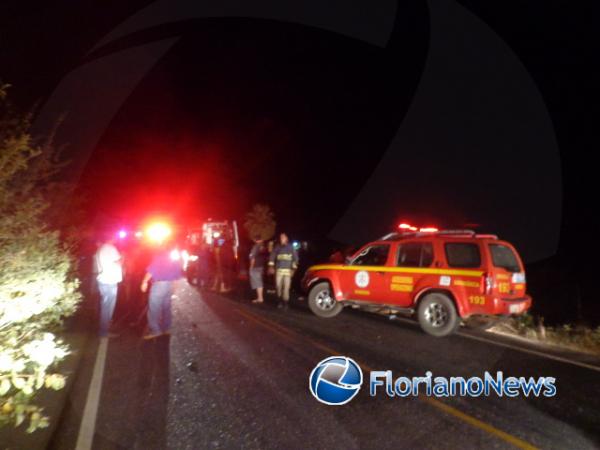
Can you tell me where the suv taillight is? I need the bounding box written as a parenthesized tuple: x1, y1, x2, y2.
(512, 272, 526, 284)
(484, 273, 494, 294)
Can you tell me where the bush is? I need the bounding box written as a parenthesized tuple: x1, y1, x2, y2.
(0, 83, 81, 432)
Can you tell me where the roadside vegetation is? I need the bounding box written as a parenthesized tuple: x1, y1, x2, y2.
(0, 84, 81, 433)
(489, 313, 600, 355)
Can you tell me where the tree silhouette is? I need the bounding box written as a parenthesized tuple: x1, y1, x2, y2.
(244, 204, 276, 241)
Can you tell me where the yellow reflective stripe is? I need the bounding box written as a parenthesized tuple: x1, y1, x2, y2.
(309, 265, 484, 278)
(391, 284, 413, 292)
(391, 276, 413, 284)
(354, 289, 370, 295)
(454, 280, 481, 288)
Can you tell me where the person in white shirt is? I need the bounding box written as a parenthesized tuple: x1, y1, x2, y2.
(95, 236, 123, 337)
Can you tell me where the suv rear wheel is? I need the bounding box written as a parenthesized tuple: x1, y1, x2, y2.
(417, 293, 460, 337)
(308, 282, 343, 318)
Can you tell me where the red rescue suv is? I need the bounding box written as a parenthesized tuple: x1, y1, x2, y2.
(302, 227, 531, 337)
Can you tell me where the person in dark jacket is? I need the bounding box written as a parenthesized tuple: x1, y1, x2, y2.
(268, 232, 298, 310)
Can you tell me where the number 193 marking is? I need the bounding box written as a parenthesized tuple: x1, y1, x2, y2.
(469, 295, 485, 305)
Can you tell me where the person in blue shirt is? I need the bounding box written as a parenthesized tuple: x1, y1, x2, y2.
(140, 246, 184, 339)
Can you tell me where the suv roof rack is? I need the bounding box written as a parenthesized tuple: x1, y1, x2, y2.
(379, 229, 498, 241)
(436, 229, 475, 236)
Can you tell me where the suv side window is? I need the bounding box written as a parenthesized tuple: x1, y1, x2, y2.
(489, 244, 521, 272)
(352, 244, 390, 266)
(445, 243, 481, 268)
(397, 242, 434, 267)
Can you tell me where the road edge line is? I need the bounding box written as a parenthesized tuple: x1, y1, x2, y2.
(75, 337, 108, 450)
(389, 316, 600, 373)
(457, 331, 600, 373)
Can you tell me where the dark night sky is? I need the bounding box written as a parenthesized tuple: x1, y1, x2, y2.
(79, 13, 425, 236)
(0, 1, 591, 269)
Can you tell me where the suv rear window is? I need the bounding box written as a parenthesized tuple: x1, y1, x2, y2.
(397, 242, 433, 267)
(445, 243, 481, 268)
(352, 244, 390, 266)
(489, 244, 521, 272)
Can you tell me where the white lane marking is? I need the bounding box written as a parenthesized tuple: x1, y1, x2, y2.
(391, 316, 600, 373)
(457, 331, 600, 373)
(75, 337, 109, 450)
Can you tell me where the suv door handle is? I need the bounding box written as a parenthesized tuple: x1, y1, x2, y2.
(377, 271, 386, 275)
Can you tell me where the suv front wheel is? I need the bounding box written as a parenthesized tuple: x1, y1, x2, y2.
(308, 282, 343, 318)
(417, 293, 460, 337)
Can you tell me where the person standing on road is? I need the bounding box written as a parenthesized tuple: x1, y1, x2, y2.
(210, 243, 231, 293)
(95, 235, 123, 338)
(249, 238, 266, 304)
(140, 246, 184, 340)
(268, 233, 298, 310)
(197, 242, 211, 288)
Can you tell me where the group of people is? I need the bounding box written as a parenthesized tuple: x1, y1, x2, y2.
(248, 232, 299, 310)
(93, 230, 304, 339)
(94, 235, 183, 340)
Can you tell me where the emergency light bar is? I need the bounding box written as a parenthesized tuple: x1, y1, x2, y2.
(398, 223, 438, 232)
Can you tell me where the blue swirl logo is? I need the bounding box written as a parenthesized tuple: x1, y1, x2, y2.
(309, 356, 363, 405)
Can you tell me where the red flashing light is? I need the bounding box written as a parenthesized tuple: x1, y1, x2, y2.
(399, 223, 419, 231)
(145, 222, 172, 243)
(399, 222, 438, 232)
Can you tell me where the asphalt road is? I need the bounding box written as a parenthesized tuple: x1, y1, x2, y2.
(48, 281, 600, 450)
